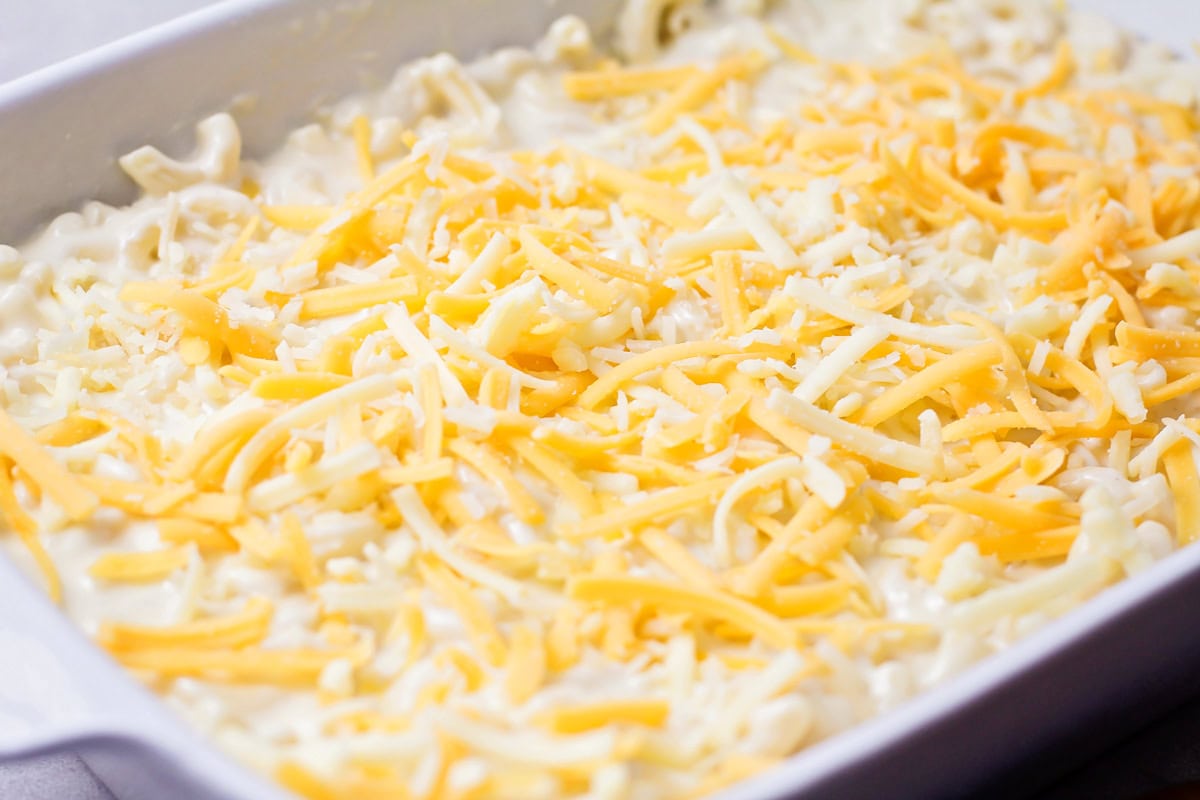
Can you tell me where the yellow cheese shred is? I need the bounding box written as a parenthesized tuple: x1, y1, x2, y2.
(379, 458, 454, 486)
(275, 763, 340, 800)
(0, 460, 61, 602)
(284, 154, 427, 269)
(120, 282, 280, 359)
(299, 277, 418, 320)
(518, 229, 620, 313)
(507, 437, 600, 516)
(568, 574, 794, 648)
(952, 312, 1053, 433)
(352, 115, 375, 182)
(918, 153, 1067, 233)
(157, 518, 239, 552)
(224, 374, 396, 493)
(643, 52, 768, 135)
(251, 372, 352, 401)
(410, 359, 443, 455)
(538, 698, 670, 733)
(89, 546, 192, 583)
(638, 527, 720, 589)
(578, 341, 742, 410)
(281, 512, 320, 591)
(0, 407, 99, 522)
(562, 476, 736, 541)
(927, 486, 1076, 533)
(114, 640, 370, 686)
(418, 558, 507, 667)
(503, 624, 546, 704)
(448, 439, 544, 525)
(562, 65, 700, 101)
(99, 597, 273, 651)
(262, 205, 334, 232)
(767, 389, 941, 476)
(857, 342, 1000, 426)
(1117, 321, 1200, 358)
(713, 251, 749, 336)
(1164, 440, 1200, 544)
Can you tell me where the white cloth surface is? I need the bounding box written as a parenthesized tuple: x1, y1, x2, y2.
(0, 753, 113, 800)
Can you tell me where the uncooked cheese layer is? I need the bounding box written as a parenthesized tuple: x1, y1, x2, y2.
(3, 0, 1200, 798)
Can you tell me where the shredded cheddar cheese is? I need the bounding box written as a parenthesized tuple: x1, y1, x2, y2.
(3, 2, 1200, 799)
(88, 546, 193, 583)
(0, 408, 98, 521)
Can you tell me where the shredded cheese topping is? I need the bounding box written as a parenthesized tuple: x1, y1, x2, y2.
(2, 1, 1200, 798)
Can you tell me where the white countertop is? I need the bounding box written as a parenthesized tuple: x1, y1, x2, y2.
(0, 0, 223, 86)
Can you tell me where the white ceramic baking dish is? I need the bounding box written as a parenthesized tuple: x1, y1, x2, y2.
(1, 2, 1199, 798)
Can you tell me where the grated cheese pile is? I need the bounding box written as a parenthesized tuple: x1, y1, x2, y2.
(3, 0, 1200, 797)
